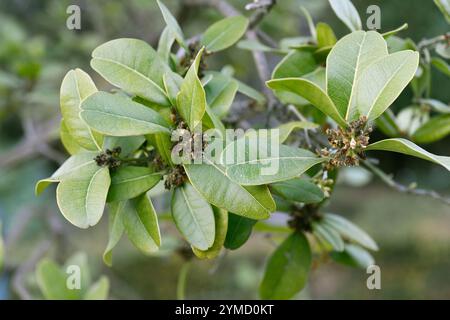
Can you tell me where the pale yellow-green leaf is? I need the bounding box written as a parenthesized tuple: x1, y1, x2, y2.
(357, 50, 419, 121)
(267, 78, 347, 127)
(81, 91, 171, 136)
(91, 38, 171, 106)
(366, 138, 450, 172)
(103, 201, 125, 266)
(123, 194, 161, 254)
(60, 68, 102, 150)
(192, 207, 228, 259)
(56, 166, 110, 228)
(327, 31, 388, 121)
(176, 48, 206, 129)
(172, 183, 215, 250)
(84, 276, 110, 300)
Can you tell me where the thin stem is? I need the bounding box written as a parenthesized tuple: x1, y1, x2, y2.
(176, 261, 191, 300)
(418, 32, 450, 50)
(363, 160, 450, 206)
(288, 104, 313, 148)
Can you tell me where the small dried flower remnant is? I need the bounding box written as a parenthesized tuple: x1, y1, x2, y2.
(323, 116, 372, 168)
(94, 147, 122, 169)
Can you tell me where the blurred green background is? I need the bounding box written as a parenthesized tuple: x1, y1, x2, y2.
(0, 0, 449, 299)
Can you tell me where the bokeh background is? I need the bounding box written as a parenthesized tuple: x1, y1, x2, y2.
(0, 0, 449, 299)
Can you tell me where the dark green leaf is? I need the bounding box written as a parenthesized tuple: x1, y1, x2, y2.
(412, 114, 450, 144)
(259, 232, 311, 300)
(224, 213, 257, 250)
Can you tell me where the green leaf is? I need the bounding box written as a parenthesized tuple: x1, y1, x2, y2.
(157, 0, 187, 50)
(411, 62, 431, 98)
(172, 183, 215, 250)
(434, 0, 450, 23)
(272, 50, 317, 79)
(202, 104, 227, 134)
(146, 133, 174, 166)
(277, 121, 319, 143)
(201, 16, 249, 52)
(327, 31, 388, 121)
(123, 194, 161, 254)
(396, 107, 429, 137)
(103, 202, 125, 266)
(270, 179, 324, 204)
(80, 92, 170, 136)
(184, 157, 275, 219)
(300, 7, 317, 40)
(84, 276, 110, 300)
(260, 232, 311, 300)
(267, 78, 347, 127)
(436, 42, 450, 59)
(224, 213, 257, 250)
(375, 110, 400, 137)
(431, 57, 450, 77)
(107, 166, 162, 202)
(366, 138, 450, 171)
(331, 244, 375, 269)
(36, 259, 80, 300)
(36, 152, 99, 195)
(357, 50, 419, 121)
(192, 207, 228, 259)
(163, 71, 183, 106)
(205, 73, 238, 118)
(102, 136, 146, 157)
(56, 165, 110, 229)
(313, 221, 344, 252)
(237, 39, 279, 53)
(235, 77, 267, 105)
(412, 114, 450, 144)
(316, 22, 337, 47)
(272, 68, 326, 106)
(91, 38, 171, 106)
(176, 48, 206, 129)
(157, 26, 176, 62)
(323, 213, 378, 251)
(64, 252, 91, 293)
(329, 0, 362, 31)
(222, 138, 327, 185)
(418, 98, 450, 114)
(60, 69, 102, 150)
(60, 119, 87, 155)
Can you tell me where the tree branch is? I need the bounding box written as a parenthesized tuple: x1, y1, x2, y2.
(183, 0, 278, 117)
(363, 160, 450, 206)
